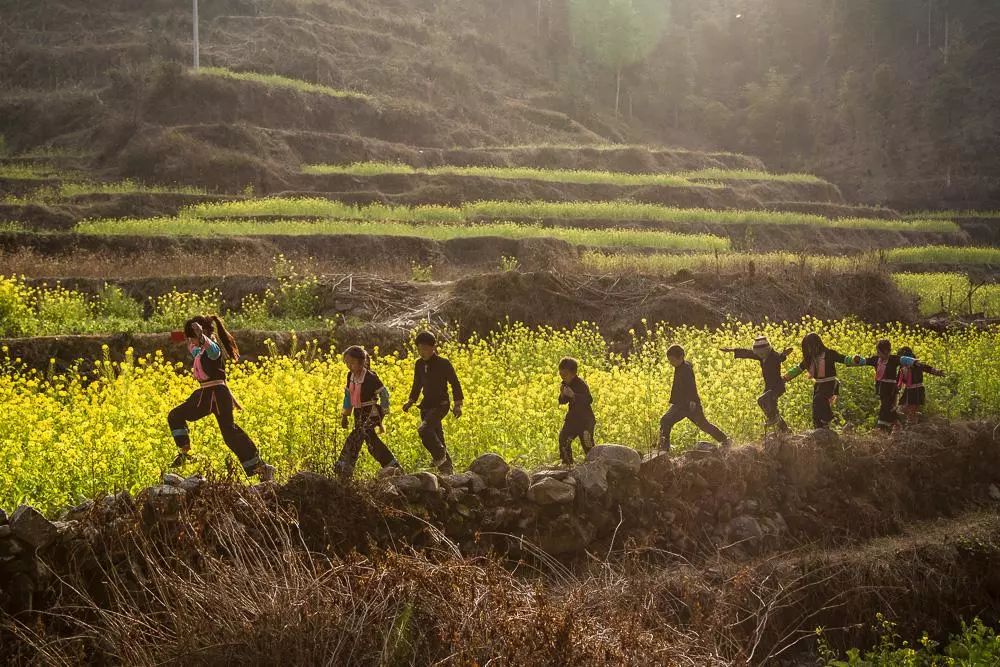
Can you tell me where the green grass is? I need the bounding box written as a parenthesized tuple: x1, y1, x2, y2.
(303, 161, 826, 185)
(885, 245, 1000, 265)
(904, 210, 1000, 220)
(582, 246, 998, 277)
(75, 216, 730, 252)
(463, 143, 751, 159)
(3, 180, 210, 205)
(892, 272, 1000, 317)
(581, 250, 876, 275)
(680, 168, 825, 183)
(302, 161, 713, 187)
(185, 197, 960, 233)
(197, 66, 372, 102)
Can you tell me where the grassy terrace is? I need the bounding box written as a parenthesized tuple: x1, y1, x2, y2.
(3, 180, 209, 204)
(904, 210, 1000, 220)
(185, 197, 960, 233)
(302, 161, 827, 186)
(463, 143, 750, 159)
(581, 246, 1000, 275)
(196, 66, 372, 101)
(75, 217, 730, 252)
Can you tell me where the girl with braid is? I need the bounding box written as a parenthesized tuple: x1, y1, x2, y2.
(168, 315, 275, 481)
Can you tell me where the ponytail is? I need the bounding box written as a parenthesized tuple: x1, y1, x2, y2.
(211, 315, 239, 361)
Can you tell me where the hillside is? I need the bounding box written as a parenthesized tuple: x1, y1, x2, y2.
(2, 0, 999, 208)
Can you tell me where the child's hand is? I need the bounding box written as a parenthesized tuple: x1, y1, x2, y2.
(561, 386, 575, 399)
(782, 347, 793, 356)
(340, 414, 349, 429)
(402, 401, 413, 413)
(453, 402, 463, 418)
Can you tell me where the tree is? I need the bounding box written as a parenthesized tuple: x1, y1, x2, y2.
(568, 0, 668, 116)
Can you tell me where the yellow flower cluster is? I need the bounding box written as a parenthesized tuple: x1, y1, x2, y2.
(1, 318, 997, 515)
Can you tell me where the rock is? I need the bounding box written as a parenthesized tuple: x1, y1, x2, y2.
(180, 474, 207, 492)
(98, 492, 133, 518)
(444, 472, 487, 493)
(531, 468, 571, 484)
(507, 467, 530, 499)
(744, 499, 760, 513)
(989, 484, 1000, 502)
(59, 499, 93, 522)
(144, 485, 187, 515)
(390, 472, 440, 496)
(807, 428, 839, 445)
(52, 520, 80, 537)
(571, 462, 609, 497)
(527, 477, 576, 505)
(728, 515, 764, 542)
(586, 444, 642, 476)
(640, 451, 673, 480)
(162, 473, 185, 487)
(535, 513, 596, 555)
(0, 536, 22, 558)
(469, 453, 509, 487)
(10, 505, 58, 550)
(377, 466, 405, 480)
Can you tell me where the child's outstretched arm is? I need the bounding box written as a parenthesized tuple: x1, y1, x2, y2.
(721, 347, 756, 359)
(903, 355, 946, 377)
(782, 362, 805, 383)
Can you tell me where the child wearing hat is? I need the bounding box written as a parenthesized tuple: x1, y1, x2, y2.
(721, 335, 793, 431)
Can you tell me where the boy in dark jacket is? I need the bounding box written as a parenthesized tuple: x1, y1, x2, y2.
(721, 335, 792, 431)
(557, 357, 596, 465)
(402, 331, 464, 475)
(659, 345, 731, 452)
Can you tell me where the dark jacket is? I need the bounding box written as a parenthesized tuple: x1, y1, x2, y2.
(733, 348, 789, 392)
(669, 361, 701, 406)
(342, 369, 390, 410)
(559, 376, 595, 427)
(795, 347, 853, 381)
(408, 354, 464, 409)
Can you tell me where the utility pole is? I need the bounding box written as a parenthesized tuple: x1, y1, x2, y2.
(192, 0, 200, 69)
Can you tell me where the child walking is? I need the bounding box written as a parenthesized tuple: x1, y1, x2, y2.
(862, 339, 936, 432)
(557, 357, 596, 464)
(659, 345, 731, 452)
(401, 331, 463, 475)
(896, 345, 945, 424)
(721, 336, 793, 432)
(335, 345, 402, 478)
(168, 315, 274, 481)
(783, 332, 865, 429)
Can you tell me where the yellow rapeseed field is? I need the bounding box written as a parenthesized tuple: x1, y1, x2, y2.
(1, 318, 997, 514)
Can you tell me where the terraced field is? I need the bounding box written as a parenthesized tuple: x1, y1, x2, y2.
(2, 2, 999, 663)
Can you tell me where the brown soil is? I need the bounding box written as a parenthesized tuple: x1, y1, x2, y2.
(440, 270, 915, 340)
(296, 172, 762, 209)
(0, 231, 577, 275)
(765, 200, 901, 220)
